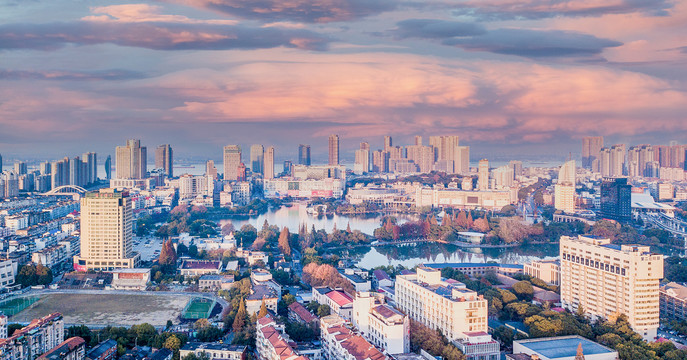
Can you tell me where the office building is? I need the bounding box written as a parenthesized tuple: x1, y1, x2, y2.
(264, 146, 275, 180)
(298, 144, 311, 166)
(599, 177, 631, 222)
(396, 267, 489, 341)
(582, 136, 604, 170)
(74, 189, 140, 271)
(560, 235, 663, 341)
(329, 134, 340, 165)
(478, 159, 489, 190)
(223, 145, 242, 181)
(104, 155, 112, 180)
(155, 144, 173, 178)
(115, 139, 147, 179)
(250, 144, 264, 175)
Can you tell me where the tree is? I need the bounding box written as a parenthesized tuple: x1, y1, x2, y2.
(158, 239, 177, 265)
(512, 281, 534, 301)
(278, 227, 292, 257)
(163, 334, 181, 352)
(194, 318, 210, 330)
(221, 223, 235, 236)
(258, 299, 269, 318)
(233, 299, 247, 332)
(317, 304, 331, 317)
(188, 244, 198, 258)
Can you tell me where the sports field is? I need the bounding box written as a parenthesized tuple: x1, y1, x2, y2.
(182, 298, 215, 319)
(10, 293, 191, 326)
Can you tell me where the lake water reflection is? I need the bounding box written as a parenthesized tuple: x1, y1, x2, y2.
(218, 202, 416, 235)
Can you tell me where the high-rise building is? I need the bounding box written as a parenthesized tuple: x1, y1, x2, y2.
(555, 160, 576, 213)
(74, 189, 140, 271)
(429, 136, 461, 173)
(115, 139, 147, 179)
(223, 145, 242, 181)
(560, 235, 663, 341)
(509, 160, 523, 179)
(69, 156, 82, 186)
(582, 136, 603, 169)
(599, 145, 626, 177)
(104, 155, 112, 180)
(283, 160, 293, 176)
(250, 144, 264, 175)
(414, 136, 422, 146)
(478, 159, 489, 190)
(82, 152, 97, 184)
(155, 144, 173, 178)
(456, 146, 470, 174)
(406, 145, 435, 173)
(328, 134, 339, 166)
(0, 153, 2, 172)
(206, 160, 217, 180)
(264, 147, 275, 179)
(14, 161, 27, 175)
(298, 144, 311, 166)
(627, 145, 654, 178)
(372, 150, 389, 173)
(354, 145, 370, 175)
(39, 161, 51, 176)
(600, 177, 631, 222)
(384, 136, 392, 151)
(492, 165, 514, 188)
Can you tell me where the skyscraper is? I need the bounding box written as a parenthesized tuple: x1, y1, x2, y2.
(115, 139, 147, 179)
(509, 160, 523, 179)
(74, 188, 140, 271)
(582, 136, 603, 169)
(456, 146, 470, 174)
(250, 144, 265, 175)
(600, 177, 631, 222)
(69, 156, 82, 186)
(0, 153, 2, 172)
(298, 144, 311, 166)
(429, 136, 461, 174)
(478, 159, 489, 190)
(599, 145, 626, 177)
(329, 134, 340, 166)
(414, 136, 422, 146)
(206, 160, 217, 180)
(372, 150, 389, 173)
(14, 161, 27, 175)
(555, 160, 576, 213)
(82, 152, 97, 184)
(223, 145, 242, 181)
(264, 147, 275, 179)
(155, 144, 173, 178)
(384, 136, 392, 151)
(354, 142, 371, 175)
(104, 155, 112, 180)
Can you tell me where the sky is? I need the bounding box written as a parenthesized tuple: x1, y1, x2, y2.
(1, 0, 686, 163)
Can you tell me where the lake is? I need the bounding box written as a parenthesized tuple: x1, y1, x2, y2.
(218, 202, 417, 235)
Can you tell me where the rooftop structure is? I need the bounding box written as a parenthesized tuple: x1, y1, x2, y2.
(513, 336, 617, 360)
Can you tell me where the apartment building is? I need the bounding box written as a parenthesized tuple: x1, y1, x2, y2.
(0, 259, 17, 290)
(0, 313, 64, 360)
(660, 282, 687, 322)
(395, 267, 489, 341)
(352, 292, 409, 355)
(256, 315, 309, 360)
(312, 287, 354, 320)
(524, 259, 561, 286)
(320, 314, 386, 360)
(37, 337, 86, 360)
(560, 235, 663, 341)
(179, 343, 246, 360)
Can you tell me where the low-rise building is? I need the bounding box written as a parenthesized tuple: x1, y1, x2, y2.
(422, 263, 523, 278)
(37, 337, 86, 360)
(312, 287, 354, 320)
(179, 259, 222, 277)
(110, 269, 150, 291)
(372, 270, 393, 289)
(179, 342, 246, 360)
(199, 274, 235, 291)
(86, 339, 117, 360)
(246, 285, 279, 315)
(288, 302, 318, 329)
(454, 332, 500, 360)
(340, 271, 371, 292)
(32, 244, 69, 270)
(352, 292, 409, 355)
(511, 336, 617, 360)
(524, 260, 560, 286)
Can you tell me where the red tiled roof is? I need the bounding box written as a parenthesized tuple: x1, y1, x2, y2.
(340, 335, 386, 360)
(326, 290, 353, 307)
(288, 302, 317, 323)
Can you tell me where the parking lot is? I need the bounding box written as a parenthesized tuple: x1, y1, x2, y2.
(133, 236, 164, 262)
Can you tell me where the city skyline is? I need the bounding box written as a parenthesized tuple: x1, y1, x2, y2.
(1, 1, 686, 159)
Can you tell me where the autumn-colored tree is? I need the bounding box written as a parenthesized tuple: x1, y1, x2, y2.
(221, 223, 235, 236)
(278, 227, 291, 256)
(258, 299, 268, 318)
(346, 222, 352, 233)
(252, 238, 266, 251)
(194, 318, 210, 330)
(158, 239, 177, 265)
(392, 225, 401, 240)
(428, 214, 438, 226)
(163, 334, 181, 352)
(421, 220, 431, 236)
(443, 213, 452, 227)
(302, 263, 355, 295)
(466, 212, 474, 228)
(473, 214, 490, 233)
(456, 211, 468, 228)
(233, 299, 247, 332)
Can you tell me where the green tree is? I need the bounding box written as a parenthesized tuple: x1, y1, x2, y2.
(163, 334, 181, 352)
(233, 299, 247, 332)
(512, 281, 534, 301)
(317, 304, 331, 317)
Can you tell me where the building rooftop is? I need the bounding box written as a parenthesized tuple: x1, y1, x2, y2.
(289, 302, 318, 323)
(424, 262, 524, 270)
(37, 337, 85, 360)
(515, 336, 616, 359)
(181, 342, 246, 352)
(326, 290, 353, 307)
(662, 282, 687, 299)
(373, 269, 391, 282)
(341, 272, 369, 284)
(180, 259, 221, 270)
(247, 284, 278, 301)
(86, 339, 118, 359)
